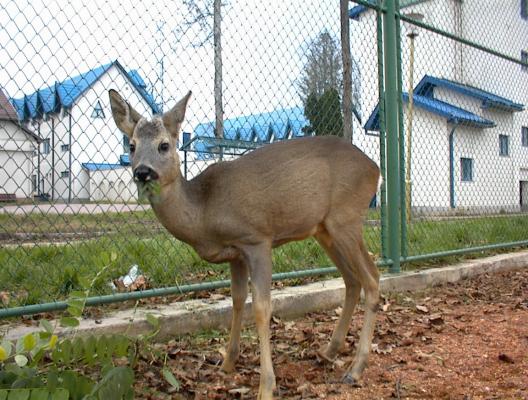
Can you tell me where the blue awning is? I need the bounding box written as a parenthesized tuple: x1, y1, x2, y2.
(364, 92, 496, 131)
(415, 75, 524, 112)
(82, 162, 125, 171)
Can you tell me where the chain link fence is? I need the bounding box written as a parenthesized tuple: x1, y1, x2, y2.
(0, 0, 527, 317)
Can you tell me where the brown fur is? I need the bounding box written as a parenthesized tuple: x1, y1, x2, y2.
(109, 89, 381, 399)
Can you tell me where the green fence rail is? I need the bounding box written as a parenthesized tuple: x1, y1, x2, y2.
(1, 0, 527, 319)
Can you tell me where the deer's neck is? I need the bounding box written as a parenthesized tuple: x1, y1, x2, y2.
(149, 176, 203, 245)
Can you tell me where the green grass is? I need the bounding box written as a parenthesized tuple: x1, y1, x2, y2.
(0, 212, 527, 308)
(0, 209, 159, 237)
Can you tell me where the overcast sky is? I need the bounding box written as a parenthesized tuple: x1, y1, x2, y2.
(0, 0, 341, 130)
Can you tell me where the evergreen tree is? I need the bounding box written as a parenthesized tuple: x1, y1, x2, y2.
(303, 88, 343, 137)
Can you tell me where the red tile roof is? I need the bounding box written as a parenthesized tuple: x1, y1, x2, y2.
(0, 88, 18, 121)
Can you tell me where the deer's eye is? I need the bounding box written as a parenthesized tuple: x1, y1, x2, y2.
(129, 143, 136, 153)
(159, 142, 170, 153)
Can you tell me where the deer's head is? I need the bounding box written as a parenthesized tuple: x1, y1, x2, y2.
(108, 89, 192, 193)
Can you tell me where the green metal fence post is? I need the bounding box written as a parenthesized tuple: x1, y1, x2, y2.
(382, 0, 402, 273)
(394, 0, 408, 260)
(376, 2, 389, 263)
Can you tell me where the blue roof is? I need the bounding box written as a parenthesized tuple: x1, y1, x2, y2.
(194, 106, 307, 141)
(120, 154, 130, 166)
(11, 60, 160, 121)
(10, 98, 26, 120)
(415, 75, 524, 112)
(349, 4, 369, 20)
(191, 106, 309, 158)
(349, 0, 432, 20)
(38, 86, 59, 114)
(364, 92, 496, 131)
(82, 162, 125, 171)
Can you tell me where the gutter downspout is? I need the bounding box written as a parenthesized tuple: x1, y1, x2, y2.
(37, 122, 41, 197)
(51, 117, 55, 201)
(68, 110, 72, 203)
(449, 123, 458, 209)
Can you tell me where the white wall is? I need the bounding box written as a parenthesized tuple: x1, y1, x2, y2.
(407, 107, 451, 209)
(0, 120, 37, 198)
(87, 167, 136, 202)
(31, 64, 155, 202)
(350, 0, 528, 213)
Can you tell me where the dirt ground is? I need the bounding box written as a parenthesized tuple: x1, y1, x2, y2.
(134, 268, 528, 399)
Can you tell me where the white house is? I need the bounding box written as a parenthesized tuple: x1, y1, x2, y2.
(0, 88, 41, 200)
(348, 0, 528, 214)
(11, 60, 159, 202)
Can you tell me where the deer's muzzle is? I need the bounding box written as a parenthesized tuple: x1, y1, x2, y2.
(134, 165, 159, 182)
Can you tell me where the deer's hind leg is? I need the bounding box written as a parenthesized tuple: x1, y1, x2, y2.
(315, 229, 362, 362)
(320, 217, 380, 386)
(221, 258, 249, 373)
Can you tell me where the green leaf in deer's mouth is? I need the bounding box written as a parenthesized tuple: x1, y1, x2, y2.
(137, 180, 161, 202)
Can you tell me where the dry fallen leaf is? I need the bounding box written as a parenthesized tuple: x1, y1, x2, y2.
(0, 291, 9, 306)
(372, 343, 393, 354)
(228, 387, 251, 395)
(428, 314, 444, 325)
(416, 305, 429, 313)
(284, 321, 296, 330)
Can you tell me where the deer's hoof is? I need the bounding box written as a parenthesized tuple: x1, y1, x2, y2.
(257, 374, 276, 400)
(220, 360, 236, 374)
(342, 373, 362, 387)
(316, 348, 337, 364)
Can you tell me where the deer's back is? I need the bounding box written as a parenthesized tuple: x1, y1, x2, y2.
(188, 136, 379, 239)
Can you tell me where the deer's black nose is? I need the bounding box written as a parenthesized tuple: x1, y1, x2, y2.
(134, 165, 159, 182)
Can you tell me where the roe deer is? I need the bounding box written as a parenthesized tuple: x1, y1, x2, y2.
(109, 89, 381, 399)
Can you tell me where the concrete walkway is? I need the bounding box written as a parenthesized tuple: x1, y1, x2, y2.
(0, 203, 150, 215)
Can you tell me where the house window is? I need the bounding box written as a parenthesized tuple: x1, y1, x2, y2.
(123, 135, 130, 153)
(42, 139, 50, 154)
(522, 51, 528, 71)
(61, 170, 70, 178)
(522, 127, 528, 147)
(91, 100, 105, 119)
(61, 144, 70, 152)
(522, 0, 528, 19)
(499, 134, 510, 156)
(182, 132, 191, 146)
(461, 158, 473, 182)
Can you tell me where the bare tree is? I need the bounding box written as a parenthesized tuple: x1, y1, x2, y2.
(297, 30, 342, 104)
(298, 28, 360, 140)
(340, 0, 353, 141)
(175, 0, 225, 138)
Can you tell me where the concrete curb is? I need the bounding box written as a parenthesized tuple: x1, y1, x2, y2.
(4, 250, 528, 340)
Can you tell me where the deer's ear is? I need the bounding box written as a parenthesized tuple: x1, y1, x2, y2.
(162, 91, 192, 138)
(108, 89, 142, 138)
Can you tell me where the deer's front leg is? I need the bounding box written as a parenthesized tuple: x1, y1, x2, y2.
(244, 244, 275, 400)
(221, 258, 249, 373)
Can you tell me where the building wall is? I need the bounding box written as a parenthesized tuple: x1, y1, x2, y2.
(434, 86, 525, 210)
(31, 64, 154, 202)
(34, 116, 54, 199)
(87, 167, 136, 202)
(69, 65, 154, 200)
(407, 107, 451, 210)
(0, 120, 37, 198)
(350, 0, 528, 213)
(461, 0, 528, 105)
